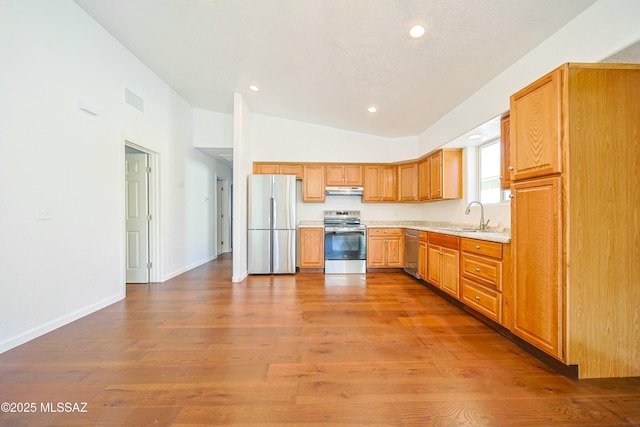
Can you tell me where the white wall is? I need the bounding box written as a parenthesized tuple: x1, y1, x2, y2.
(0, 0, 221, 353)
(418, 0, 640, 154)
(252, 114, 419, 163)
(193, 108, 233, 149)
(232, 94, 254, 282)
(414, 0, 640, 227)
(250, 113, 424, 224)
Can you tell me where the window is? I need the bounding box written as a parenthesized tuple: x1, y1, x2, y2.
(478, 138, 502, 204)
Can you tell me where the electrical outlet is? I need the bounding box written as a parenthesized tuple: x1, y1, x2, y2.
(36, 208, 52, 220)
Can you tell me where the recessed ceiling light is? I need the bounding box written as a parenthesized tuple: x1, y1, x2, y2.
(409, 25, 426, 38)
(468, 134, 483, 140)
(368, 106, 378, 113)
(249, 85, 259, 92)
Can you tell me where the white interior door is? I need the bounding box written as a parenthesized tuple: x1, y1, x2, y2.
(217, 178, 223, 255)
(125, 152, 149, 283)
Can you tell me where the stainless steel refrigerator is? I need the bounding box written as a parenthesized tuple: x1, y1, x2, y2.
(247, 174, 297, 274)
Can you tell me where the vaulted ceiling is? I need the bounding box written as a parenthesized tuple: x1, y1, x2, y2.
(74, 0, 600, 138)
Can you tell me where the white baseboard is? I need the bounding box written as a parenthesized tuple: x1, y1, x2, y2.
(232, 271, 248, 282)
(0, 293, 124, 354)
(162, 254, 218, 282)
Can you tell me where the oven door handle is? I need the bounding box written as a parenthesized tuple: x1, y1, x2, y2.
(325, 229, 366, 235)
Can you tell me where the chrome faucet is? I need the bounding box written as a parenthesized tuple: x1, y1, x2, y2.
(465, 200, 490, 231)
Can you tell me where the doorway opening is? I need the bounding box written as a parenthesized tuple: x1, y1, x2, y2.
(125, 142, 159, 283)
(216, 177, 232, 255)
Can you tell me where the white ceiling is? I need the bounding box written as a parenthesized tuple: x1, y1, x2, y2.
(73, 0, 600, 138)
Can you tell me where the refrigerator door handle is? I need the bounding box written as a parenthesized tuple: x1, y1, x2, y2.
(270, 197, 275, 229)
(270, 197, 275, 271)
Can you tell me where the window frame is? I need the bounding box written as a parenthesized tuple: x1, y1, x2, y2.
(477, 137, 509, 204)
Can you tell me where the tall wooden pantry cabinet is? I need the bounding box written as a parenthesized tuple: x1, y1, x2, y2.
(509, 63, 640, 378)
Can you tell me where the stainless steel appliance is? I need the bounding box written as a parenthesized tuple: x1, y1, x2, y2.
(325, 186, 364, 196)
(248, 174, 296, 274)
(404, 229, 419, 278)
(323, 210, 366, 274)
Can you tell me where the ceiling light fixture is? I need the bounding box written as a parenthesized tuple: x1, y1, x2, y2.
(409, 24, 426, 38)
(368, 106, 377, 113)
(468, 134, 483, 140)
(249, 85, 260, 92)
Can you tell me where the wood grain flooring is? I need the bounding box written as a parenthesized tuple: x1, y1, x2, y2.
(1, 253, 639, 426)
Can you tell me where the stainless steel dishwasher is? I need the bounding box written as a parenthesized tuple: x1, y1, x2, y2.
(404, 229, 419, 278)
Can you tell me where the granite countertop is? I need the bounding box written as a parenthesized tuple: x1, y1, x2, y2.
(299, 220, 510, 243)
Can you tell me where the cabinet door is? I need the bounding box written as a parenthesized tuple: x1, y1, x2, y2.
(363, 166, 381, 201)
(254, 164, 280, 175)
(300, 228, 324, 268)
(500, 114, 512, 189)
(380, 165, 398, 201)
(510, 67, 562, 180)
(429, 151, 443, 199)
(344, 165, 363, 186)
(302, 165, 325, 202)
(511, 176, 563, 360)
(418, 241, 427, 279)
(366, 236, 386, 267)
(440, 248, 460, 298)
(280, 164, 303, 179)
(325, 165, 345, 186)
(426, 245, 442, 286)
(418, 157, 430, 200)
(385, 236, 404, 267)
(398, 163, 418, 201)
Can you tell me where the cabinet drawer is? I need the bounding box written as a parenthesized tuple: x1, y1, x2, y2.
(461, 253, 502, 291)
(461, 238, 502, 259)
(368, 228, 403, 236)
(419, 231, 428, 243)
(427, 232, 460, 250)
(462, 279, 502, 323)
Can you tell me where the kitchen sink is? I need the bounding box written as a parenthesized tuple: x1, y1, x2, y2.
(433, 227, 480, 232)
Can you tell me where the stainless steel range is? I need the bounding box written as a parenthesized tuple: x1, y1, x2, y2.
(323, 210, 367, 274)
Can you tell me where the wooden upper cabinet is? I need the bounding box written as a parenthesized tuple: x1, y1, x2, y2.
(302, 164, 325, 202)
(510, 67, 563, 181)
(418, 149, 462, 201)
(325, 164, 363, 186)
(398, 162, 418, 202)
(417, 156, 430, 200)
(429, 151, 443, 199)
(253, 163, 303, 179)
(500, 113, 512, 190)
(363, 165, 397, 202)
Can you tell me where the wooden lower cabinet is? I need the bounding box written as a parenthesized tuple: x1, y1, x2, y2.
(299, 228, 324, 269)
(418, 231, 428, 280)
(511, 176, 562, 360)
(367, 228, 404, 268)
(426, 232, 460, 298)
(460, 238, 510, 326)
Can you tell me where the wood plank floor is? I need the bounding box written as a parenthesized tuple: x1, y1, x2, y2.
(1, 253, 639, 426)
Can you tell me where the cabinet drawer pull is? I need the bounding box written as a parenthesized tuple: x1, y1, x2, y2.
(475, 245, 481, 249)
(475, 267, 481, 272)
(438, 251, 443, 255)
(475, 295, 480, 300)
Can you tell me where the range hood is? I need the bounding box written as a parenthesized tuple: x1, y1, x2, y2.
(325, 186, 364, 196)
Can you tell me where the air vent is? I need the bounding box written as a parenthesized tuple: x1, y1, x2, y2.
(124, 88, 144, 112)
